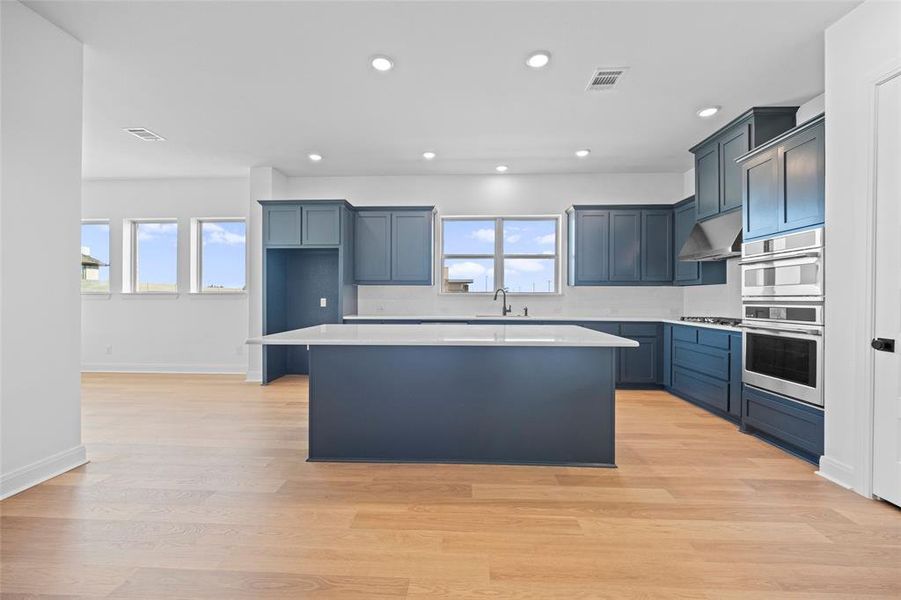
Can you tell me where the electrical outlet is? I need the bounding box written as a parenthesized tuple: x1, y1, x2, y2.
(320, 298, 327, 308)
(105, 345, 113, 355)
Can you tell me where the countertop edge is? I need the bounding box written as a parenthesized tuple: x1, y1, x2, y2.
(341, 315, 743, 333)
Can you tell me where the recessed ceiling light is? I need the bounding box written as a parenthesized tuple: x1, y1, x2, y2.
(308, 153, 323, 162)
(495, 165, 509, 173)
(697, 106, 720, 118)
(526, 51, 551, 69)
(575, 149, 591, 158)
(370, 55, 394, 72)
(422, 151, 436, 160)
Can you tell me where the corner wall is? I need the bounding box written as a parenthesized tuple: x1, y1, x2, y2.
(81, 178, 251, 373)
(1, 1, 85, 498)
(821, 0, 901, 493)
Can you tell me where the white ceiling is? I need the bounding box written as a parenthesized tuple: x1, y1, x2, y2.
(28, 0, 858, 179)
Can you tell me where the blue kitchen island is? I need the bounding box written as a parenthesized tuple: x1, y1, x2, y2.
(253, 323, 637, 467)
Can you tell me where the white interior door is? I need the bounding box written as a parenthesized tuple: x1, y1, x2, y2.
(873, 71, 901, 507)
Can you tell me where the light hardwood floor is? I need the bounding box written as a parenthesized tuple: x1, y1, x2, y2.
(1, 373, 899, 599)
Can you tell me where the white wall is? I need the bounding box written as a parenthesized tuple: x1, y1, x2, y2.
(246, 167, 288, 381)
(1, 1, 85, 498)
(285, 173, 687, 317)
(821, 0, 901, 494)
(81, 178, 251, 373)
(797, 92, 826, 123)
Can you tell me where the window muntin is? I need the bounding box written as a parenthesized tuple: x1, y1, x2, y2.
(81, 221, 110, 293)
(197, 219, 246, 293)
(133, 220, 178, 293)
(440, 216, 559, 294)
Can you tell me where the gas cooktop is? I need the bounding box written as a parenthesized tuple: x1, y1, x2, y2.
(680, 316, 742, 326)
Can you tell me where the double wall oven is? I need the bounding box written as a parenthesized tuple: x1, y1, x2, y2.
(741, 228, 824, 407)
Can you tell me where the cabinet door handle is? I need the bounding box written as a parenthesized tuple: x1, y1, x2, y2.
(871, 338, 896, 353)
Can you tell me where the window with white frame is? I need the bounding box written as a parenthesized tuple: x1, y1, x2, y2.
(81, 220, 110, 293)
(123, 219, 178, 293)
(440, 216, 559, 294)
(190, 218, 246, 293)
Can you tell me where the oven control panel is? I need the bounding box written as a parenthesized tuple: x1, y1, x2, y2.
(743, 304, 822, 325)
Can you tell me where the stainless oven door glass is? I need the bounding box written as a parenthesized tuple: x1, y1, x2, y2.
(742, 326, 823, 406)
(741, 252, 824, 298)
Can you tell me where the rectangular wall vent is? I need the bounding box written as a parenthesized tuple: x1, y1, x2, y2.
(123, 127, 166, 141)
(586, 68, 628, 92)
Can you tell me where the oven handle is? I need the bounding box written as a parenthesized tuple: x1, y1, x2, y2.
(739, 324, 823, 337)
(739, 250, 821, 265)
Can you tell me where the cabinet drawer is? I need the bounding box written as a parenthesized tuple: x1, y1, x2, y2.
(621, 322, 658, 337)
(672, 366, 729, 413)
(742, 385, 824, 459)
(698, 329, 731, 349)
(672, 326, 698, 343)
(672, 342, 730, 380)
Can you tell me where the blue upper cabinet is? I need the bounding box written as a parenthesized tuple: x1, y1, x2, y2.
(570, 206, 681, 286)
(264, 204, 302, 246)
(263, 201, 346, 247)
(355, 208, 434, 285)
(740, 116, 825, 241)
(673, 200, 699, 282)
(695, 142, 721, 220)
(573, 210, 610, 284)
(354, 211, 393, 283)
(391, 211, 433, 284)
(690, 107, 798, 222)
(641, 209, 673, 282)
(719, 120, 751, 212)
(609, 210, 641, 282)
(742, 146, 780, 240)
(779, 121, 825, 232)
(302, 205, 341, 245)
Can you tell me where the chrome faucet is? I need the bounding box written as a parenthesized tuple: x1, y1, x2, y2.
(493, 288, 512, 316)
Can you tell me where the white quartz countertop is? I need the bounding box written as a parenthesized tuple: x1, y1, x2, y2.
(342, 314, 743, 333)
(250, 323, 639, 348)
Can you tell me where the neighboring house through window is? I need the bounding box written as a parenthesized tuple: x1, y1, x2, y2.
(81, 221, 110, 293)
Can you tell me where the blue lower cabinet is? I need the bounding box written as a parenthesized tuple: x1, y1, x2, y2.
(662, 325, 673, 388)
(728, 334, 742, 418)
(672, 341, 730, 380)
(619, 336, 660, 386)
(671, 366, 730, 413)
(664, 325, 741, 422)
(741, 384, 824, 464)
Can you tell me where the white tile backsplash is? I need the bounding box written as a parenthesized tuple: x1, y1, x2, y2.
(356, 284, 685, 319)
(681, 258, 742, 318)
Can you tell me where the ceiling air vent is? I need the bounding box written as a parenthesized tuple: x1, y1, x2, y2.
(123, 127, 166, 141)
(586, 67, 628, 92)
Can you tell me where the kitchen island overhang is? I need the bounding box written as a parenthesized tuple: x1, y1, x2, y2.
(251, 324, 638, 467)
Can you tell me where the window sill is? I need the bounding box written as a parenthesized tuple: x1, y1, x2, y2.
(188, 291, 248, 297)
(121, 292, 180, 299)
(81, 292, 111, 299)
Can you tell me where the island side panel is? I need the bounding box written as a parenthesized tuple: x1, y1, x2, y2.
(308, 345, 616, 467)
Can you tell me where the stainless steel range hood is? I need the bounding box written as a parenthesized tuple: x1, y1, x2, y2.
(678, 209, 742, 262)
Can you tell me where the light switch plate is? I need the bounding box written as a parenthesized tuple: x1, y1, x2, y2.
(320, 298, 327, 308)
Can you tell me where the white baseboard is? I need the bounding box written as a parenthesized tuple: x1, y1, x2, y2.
(81, 362, 246, 375)
(817, 455, 856, 490)
(1, 445, 88, 500)
(245, 369, 262, 382)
